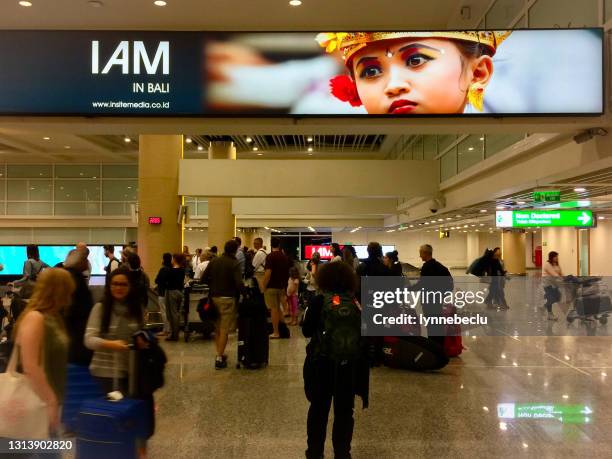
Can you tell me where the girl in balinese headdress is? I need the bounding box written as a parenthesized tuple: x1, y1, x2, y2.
(316, 31, 510, 114)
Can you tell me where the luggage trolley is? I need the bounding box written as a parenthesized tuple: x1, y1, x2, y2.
(565, 276, 611, 327)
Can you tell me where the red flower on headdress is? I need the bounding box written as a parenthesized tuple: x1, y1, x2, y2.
(329, 75, 362, 107)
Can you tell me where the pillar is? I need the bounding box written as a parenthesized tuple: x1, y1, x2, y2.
(207, 141, 236, 249)
(502, 230, 526, 275)
(138, 135, 183, 279)
(466, 232, 479, 266)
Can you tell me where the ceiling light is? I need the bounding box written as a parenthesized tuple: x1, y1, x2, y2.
(480, 137, 485, 141)
(64, 145, 71, 149)
(245, 137, 253, 143)
(517, 201, 526, 205)
(409, 225, 414, 228)
(424, 222, 429, 225)
(88, 0, 103, 6)
(574, 187, 586, 192)
(386, 229, 396, 233)
(350, 226, 362, 233)
(562, 394, 569, 399)
(496, 206, 505, 210)
(185, 137, 192, 144)
(307, 136, 313, 142)
(289, 0, 302, 5)
(19, 1, 32, 6)
(308, 153, 313, 156)
(253, 147, 258, 151)
(197, 145, 204, 151)
(124, 137, 131, 143)
(446, 217, 452, 220)
(308, 226, 315, 232)
(154, 0, 167, 5)
(43, 136, 50, 140)
(308, 147, 313, 152)
(598, 216, 605, 220)
(455, 215, 461, 218)
(264, 227, 269, 230)
(468, 147, 474, 151)
(257, 153, 263, 156)
(437, 218, 443, 222)
(480, 209, 487, 213)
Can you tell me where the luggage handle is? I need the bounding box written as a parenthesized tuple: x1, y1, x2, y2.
(112, 342, 137, 398)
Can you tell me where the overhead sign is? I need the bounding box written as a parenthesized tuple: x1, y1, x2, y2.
(532, 190, 561, 202)
(496, 210, 594, 228)
(0, 29, 603, 116)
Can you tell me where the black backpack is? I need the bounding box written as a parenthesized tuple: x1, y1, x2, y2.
(243, 251, 256, 280)
(314, 293, 363, 363)
(133, 332, 167, 396)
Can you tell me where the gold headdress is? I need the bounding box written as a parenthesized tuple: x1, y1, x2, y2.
(316, 31, 511, 65)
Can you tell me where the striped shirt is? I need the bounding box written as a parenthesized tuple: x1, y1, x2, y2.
(85, 302, 140, 379)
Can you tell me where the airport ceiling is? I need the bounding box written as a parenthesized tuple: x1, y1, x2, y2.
(0, 0, 486, 31)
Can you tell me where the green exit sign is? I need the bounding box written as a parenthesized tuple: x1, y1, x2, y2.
(496, 210, 594, 228)
(533, 190, 561, 202)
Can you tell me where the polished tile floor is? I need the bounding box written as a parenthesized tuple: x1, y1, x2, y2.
(148, 327, 612, 458)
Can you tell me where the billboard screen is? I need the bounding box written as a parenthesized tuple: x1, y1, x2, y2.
(0, 29, 603, 116)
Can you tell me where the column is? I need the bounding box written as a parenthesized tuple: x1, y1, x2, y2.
(138, 135, 183, 279)
(207, 141, 236, 249)
(502, 230, 526, 275)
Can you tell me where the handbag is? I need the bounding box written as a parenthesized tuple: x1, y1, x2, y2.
(0, 346, 49, 439)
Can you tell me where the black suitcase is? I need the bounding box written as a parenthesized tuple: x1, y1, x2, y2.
(237, 290, 269, 369)
(382, 336, 449, 371)
(575, 295, 612, 316)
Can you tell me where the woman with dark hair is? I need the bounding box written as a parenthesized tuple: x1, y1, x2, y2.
(154, 253, 173, 337)
(330, 243, 343, 263)
(383, 250, 403, 276)
(543, 251, 563, 321)
(342, 245, 360, 271)
(126, 252, 150, 311)
(12, 244, 49, 287)
(84, 267, 152, 456)
(302, 261, 369, 459)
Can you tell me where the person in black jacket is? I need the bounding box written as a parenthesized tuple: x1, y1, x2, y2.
(412, 244, 453, 346)
(485, 247, 508, 309)
(384, 250, 403, 276)
(356, 242, 391, 277)
(302, 261, 369, 459)
(154, 253, 173, 336)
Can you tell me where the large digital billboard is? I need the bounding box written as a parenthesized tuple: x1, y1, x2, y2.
(0, 29, 603, 116)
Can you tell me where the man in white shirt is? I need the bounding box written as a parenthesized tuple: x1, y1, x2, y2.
(252, 237, 268, 291)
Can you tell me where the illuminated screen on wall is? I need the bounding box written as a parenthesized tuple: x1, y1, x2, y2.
(0, 29, 603, 116)
(0, 246, 122, 276)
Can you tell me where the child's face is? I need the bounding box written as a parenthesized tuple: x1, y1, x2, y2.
(351, 38, 479, 115)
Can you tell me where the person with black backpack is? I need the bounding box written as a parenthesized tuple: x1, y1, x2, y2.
(11, 244, 49, 288)
(302, 261, 369, 459)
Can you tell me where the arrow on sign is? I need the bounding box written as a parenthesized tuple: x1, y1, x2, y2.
(581, 406, 593, 415)
(578, 212, 591, 225)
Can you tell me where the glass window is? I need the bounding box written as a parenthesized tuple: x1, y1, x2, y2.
(7, 180, 27, 201)
(55, 165, 100, 178)
(102, 180, 137, 201)
(486, 0, 525, 28)
(54, 202, 101, 216)
(529, 0, 598, 27)
(423, 136, 437, 159)
(196, 200, 208, 216)
(55, 180, 100, 202)
(90, 228, 127, 244)
(28, 180, 52, 201)
(185, 198, 196, 217)
(412, 137, 424, 160)
(102, 202, 134, 216)
(458, 135, 484, 172)
(7, 202, 52, 215)
(102, 165, 138, 178)
(437, 135, 456, 154)
(440, 148, 457, 182)
(485, 134, 526, 158)
(7, 165, 51, 178)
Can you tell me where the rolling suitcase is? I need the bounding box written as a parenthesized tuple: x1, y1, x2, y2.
(237, 289, 269, 369)
(76, 346, 151, 459)
(382, 336, 449, 371)
(61, 364, 104, 433)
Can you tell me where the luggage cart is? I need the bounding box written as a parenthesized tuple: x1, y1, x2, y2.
(564, 276, 611, 328)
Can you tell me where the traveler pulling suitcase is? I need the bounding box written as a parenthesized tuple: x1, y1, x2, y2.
(237, 289, 269, 369)
(76, 344, 151, 459)
(382, 336, 449, 371)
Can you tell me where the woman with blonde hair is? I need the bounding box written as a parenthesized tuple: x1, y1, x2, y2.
(12, 268, 76, 436)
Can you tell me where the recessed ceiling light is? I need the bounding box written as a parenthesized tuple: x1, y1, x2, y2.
(185, 137, 192, 144)
(43, 136, 50, 140)
(245, 137, 253, 143)
(496, 206, 505, 210)
(253, 147, 258, 151)
(88, 0, 103, 7)
(480, 137, 485, 141)
(197, 145, 203, 151)
(308, 147, 313, 152)
(517, 201, 526, 205)
(124, 137, 131, 143)
(154, 0, 167, 6)
(19, 1, 32, 6)
(289, 0, 302, 5)
(480, 209, 487, 213)
(64, 145, 71, 149)
(307, 136, 313, 142)
(598, 216, 605, 220)
(257, 153, 263, 156)
(308, 153, 313, 156)
(455, 215, 461, 218)
(468, 147, 475, 151)
(574, 187, 586, 192)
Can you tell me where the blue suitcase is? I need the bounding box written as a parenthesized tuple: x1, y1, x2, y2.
(76, 397, 150, 459)
(62, 364, 104, 433)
